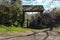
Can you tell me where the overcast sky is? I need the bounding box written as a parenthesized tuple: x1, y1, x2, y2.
(22, 0, 60, 10)
(0, 0, 60, 14)
(0, 0, 60, 10)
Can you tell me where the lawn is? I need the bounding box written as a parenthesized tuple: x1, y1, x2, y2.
(0, 25, 31, 33)
(0, 25, 60, 37)
(0, 25, 60, 33)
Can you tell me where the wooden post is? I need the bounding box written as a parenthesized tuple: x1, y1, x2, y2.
(40, 11, 43, 27)
(21, 12, 25, 27)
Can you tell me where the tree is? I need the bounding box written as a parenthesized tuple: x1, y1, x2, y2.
(0, 0, 23, 27)
(50, 8, 60, 25)
(10, 0, 23, 27)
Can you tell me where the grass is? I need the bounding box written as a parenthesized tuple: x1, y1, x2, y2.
(0, 25, 60, 33)
(0, 25, 60, 37)
(54, 25, 60, 30)
(0, 25, 31, 33)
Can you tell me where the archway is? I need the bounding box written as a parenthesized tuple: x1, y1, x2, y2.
(22, 5, 44, 27)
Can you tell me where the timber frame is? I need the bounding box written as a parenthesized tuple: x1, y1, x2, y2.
(22, 5, 44, 12)
(22, 5, 44, 27)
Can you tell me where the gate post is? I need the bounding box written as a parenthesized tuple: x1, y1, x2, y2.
(40, 11, 44, 28)
(21, 11, 25, 27)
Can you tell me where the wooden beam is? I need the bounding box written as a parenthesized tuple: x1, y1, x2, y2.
(22, 5, 44, 12)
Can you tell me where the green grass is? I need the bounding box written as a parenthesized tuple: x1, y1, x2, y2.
(54, 25, 60, 30)
(0, 25, 60, 33)
(0, 25, 31, 32)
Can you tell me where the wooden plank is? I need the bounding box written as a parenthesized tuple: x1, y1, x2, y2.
(22, 5, 44, 12)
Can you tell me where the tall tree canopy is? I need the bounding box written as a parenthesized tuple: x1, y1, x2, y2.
(0, 0, 23, 26)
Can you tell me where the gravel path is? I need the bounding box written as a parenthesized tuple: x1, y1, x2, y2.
(0, 30, 60, 40)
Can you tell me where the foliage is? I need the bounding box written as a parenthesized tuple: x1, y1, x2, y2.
(0, 0, 23, 27)
(49, 8, 60, 26)
(28, 8, 60, 30)
(0, 0, 60, 30)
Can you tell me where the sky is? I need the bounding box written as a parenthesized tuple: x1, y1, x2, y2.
(22, 0, 60, 10)
(0, 0, 60, 10)
(0, 0, 60, 14)
(21, 0, 60, 14)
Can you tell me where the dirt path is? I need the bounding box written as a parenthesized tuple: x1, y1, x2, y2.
(0, 30, 60, 40)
